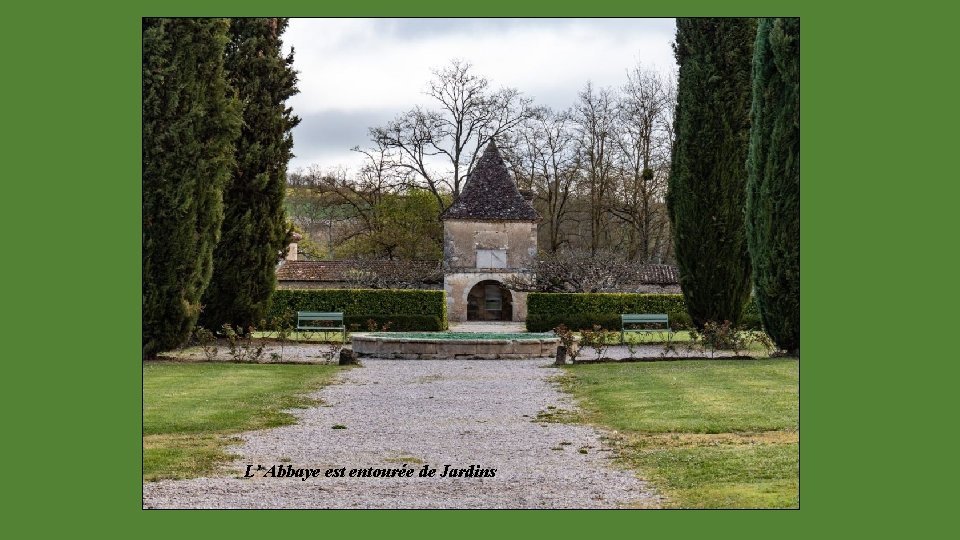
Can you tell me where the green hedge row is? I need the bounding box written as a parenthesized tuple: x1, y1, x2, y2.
(343, 315, 444, 332)
(267, 289, 447, 331)
(526, 293, 760, 332)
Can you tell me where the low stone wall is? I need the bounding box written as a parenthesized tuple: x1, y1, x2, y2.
(352, 335, 559, 360)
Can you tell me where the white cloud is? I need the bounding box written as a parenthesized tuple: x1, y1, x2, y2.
(284, 18, 677, 170)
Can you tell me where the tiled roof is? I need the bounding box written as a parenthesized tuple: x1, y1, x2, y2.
(276, 260, 442, 283)
(633, 264, 680, 285)
(441, 140, 540, 222)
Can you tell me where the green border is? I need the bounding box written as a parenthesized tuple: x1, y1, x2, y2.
(11, 0, 925, 536)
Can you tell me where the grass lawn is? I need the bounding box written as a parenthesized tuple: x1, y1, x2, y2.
(143, 361, 343, 481)
(250, 330, 348, 342)
(556, 359, 799, 508)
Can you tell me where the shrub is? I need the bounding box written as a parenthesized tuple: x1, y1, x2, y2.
(552, 324, 582, 363)
(687, 320, 776, 357)
(192, 327, 218, 361)
(220, 324, 265, 362)
(268, 312, 294, 361)
(266, 289, 447, 331)
(579, 325, 617, 359)
(526, 292, 759, 332)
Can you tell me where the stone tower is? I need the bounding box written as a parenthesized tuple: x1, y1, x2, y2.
(441, 141, 539, 322)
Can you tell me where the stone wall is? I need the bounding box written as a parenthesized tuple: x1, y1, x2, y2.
(444, 271, 528, 322)
(443, 220, 537, 271)
(352, 334, 558, 359)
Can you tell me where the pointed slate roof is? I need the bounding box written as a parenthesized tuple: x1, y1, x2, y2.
(441, 140, 540, 222)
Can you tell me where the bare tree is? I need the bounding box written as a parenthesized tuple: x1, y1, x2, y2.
(609, 64, 676, 262)
(368, 60, 537, 211)
(286, 60, 683, 264)
(294, 145, 415, 259)
(504, 109, 580, 253)
(573, 82, 619, 254)
(504, 248, 643, 293)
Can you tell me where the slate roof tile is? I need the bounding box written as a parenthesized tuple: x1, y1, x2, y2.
(441, 140, 540, 222)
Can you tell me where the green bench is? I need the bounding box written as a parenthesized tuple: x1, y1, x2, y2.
(621, 313, 672, 344)
(296, 311, 346, 342)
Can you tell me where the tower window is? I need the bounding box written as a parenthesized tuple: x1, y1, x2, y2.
(476, 249, 507, 269)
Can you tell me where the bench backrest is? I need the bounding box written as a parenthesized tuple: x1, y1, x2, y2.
(297, 311, 344, 322)
(620, 313, 670, 324)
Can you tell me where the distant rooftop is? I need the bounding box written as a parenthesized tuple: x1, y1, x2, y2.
(441, 140, 540, 222)
(631, 264, 680, 286)
(276, 260, 442, 283)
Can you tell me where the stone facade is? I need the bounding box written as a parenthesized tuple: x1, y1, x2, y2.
(444, 271, 530, 323)
(442, 141, 540, 322)
(442, 220, 538, 323)
(442, 220, 537, 269)
(440, 142, 540, 323)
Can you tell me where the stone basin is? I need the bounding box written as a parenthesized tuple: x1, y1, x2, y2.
(351, 332, 560, 360)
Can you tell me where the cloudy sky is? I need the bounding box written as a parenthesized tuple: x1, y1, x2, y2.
(284, 18, 677, 172)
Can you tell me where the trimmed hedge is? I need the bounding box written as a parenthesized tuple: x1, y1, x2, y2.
(526, 293, 760, 332)
(343, 315, 443, 332)
(267, 289, 447, 331)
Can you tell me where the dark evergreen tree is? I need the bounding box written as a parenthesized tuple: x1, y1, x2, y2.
(142, 18, 240, 358)
(200, 18, 301, 332)
(747, 18, 800, 355)
(667, 17, 757, 328)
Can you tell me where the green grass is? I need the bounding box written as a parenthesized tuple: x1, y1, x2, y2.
(556, 359, 799, 508)
(143, 361, 342, 481)
(250, 330, 347, 342)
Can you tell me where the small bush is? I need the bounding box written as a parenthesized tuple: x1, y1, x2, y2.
(269, 311, 294, 361)
(193, 327, 218, 361)
(552, 324, 582, 363)
(317, 342, 343, 364)
(221, 324, 265, 362)
(579, 325, 617, 359)
(687, 320, 776, 357)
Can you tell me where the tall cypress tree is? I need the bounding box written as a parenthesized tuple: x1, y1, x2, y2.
(667, 17, 757, 328)
(142, 18, 240, 358)
(747, 18, 800, 355)
(200, 18, 301, 331)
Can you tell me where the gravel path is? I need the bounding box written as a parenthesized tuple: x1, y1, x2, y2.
(143, 359, 662, 509)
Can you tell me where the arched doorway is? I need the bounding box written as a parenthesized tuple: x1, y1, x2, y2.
(466, 280, 513, 321)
